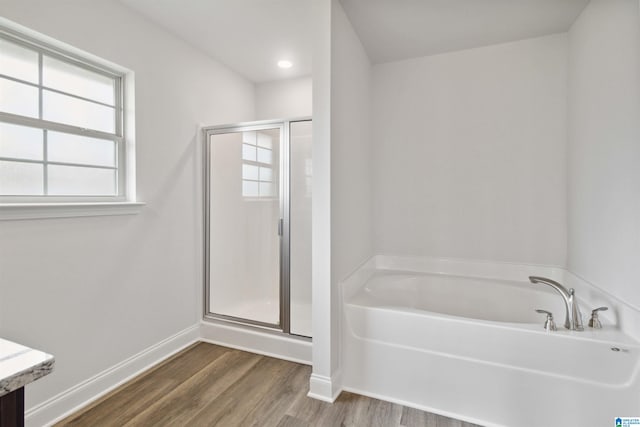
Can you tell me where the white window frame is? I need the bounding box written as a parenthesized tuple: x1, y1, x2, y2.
(0, 18, 142, 219)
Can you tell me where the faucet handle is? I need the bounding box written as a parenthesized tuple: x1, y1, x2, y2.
(535, 309, 557, 332)
(591, 306, 608, 314)
(588, 307, 608, 328)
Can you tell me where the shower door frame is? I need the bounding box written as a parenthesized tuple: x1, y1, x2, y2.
(203, 118, 310, 334)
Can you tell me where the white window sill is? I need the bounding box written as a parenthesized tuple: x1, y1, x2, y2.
(0, 202, 145, 221)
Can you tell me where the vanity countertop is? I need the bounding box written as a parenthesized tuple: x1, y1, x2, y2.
(0, 338, 54, 397)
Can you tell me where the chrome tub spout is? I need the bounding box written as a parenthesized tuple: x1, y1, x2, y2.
(529, 276, 583, 331)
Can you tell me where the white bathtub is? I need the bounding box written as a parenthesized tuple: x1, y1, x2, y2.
(341, 257, 640, 427)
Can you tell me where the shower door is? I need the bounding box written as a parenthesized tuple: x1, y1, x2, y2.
(204, 118, 311, 336)
(204, 122, 287, 329)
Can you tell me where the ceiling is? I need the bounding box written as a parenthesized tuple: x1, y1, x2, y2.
(119, 0, 590, 83)
(119, 0, 313, 83)
(340, 0, 591, 63)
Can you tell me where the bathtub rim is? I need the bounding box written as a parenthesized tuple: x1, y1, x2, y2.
(340, 254, 640, 343)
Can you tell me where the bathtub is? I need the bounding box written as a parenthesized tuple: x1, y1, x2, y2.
(341, 257, 640, 427)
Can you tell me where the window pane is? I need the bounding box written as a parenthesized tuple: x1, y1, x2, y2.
(257, 132, 273, 149)
(0, 77, 39, 118)
(48, 132, 115, 167)
(242, 143, 256, 161)
(0, 39, 38, 83)
(242, 180, 259, 197)
(43, 90, 115, 133)
(257, 147, 272, 164)
(43, 55, 115, 105)
(259, 167, 273, 182)
(0, 160, 43, 195)
(0, 123, 43, 160)
(242, 163, 259, 181)
(48, 164, 116, 195)
(259, 182, 274, 197)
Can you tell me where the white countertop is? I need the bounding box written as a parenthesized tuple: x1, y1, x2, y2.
(0, 338, 54, 397)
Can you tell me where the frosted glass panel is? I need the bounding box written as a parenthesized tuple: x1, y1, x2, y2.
(242, 131, 256, 144)
(0, 123, 43, 160)
(289, 120, 312, 337)
(48, 165, 115, 195)
(208, 128, 281, 326)
(242, 164, 259, 181)
(260, 167, 272, 182)
(257, 132, 272, 149)
(48, 132, 115, 167)
(43, 90, 115, 133)
(0, 39, 39, 83)
(242, 144, 256, 161)
(0, 160, 43, 195)
(0, 78, 39, 118)
(242, 180, 259, 197)
(43, 56, 115, 105)
(257, 147, 272, 164)
(259, 182, 274, 197)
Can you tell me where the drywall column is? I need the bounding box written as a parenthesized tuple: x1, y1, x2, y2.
(308, 0, 335, 401)
(567, 0, 640, 308)
(308, 0, 374, 401)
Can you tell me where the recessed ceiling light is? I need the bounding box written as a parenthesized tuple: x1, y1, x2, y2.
(277, 60, 293, 69)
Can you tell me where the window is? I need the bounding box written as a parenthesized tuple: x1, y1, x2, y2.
(0, 27, 130, 203)
(241, 130, 275, 198)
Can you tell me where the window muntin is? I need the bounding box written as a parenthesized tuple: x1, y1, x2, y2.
(0, 30, 124, 200)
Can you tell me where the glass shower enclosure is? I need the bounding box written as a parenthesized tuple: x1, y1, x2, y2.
(203, 118, 312, 337)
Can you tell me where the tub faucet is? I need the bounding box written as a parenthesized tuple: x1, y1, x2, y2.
(528, 276, 584, 331)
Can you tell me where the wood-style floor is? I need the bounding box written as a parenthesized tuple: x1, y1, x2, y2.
(56, 342, 481, 427)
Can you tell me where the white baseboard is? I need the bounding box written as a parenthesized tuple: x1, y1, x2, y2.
(25, 324, 200, 427)
(199, 320, 312, 365)
(307, 371, 342, 402)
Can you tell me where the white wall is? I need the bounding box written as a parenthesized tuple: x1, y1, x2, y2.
(567, 0, 640, 309)
(0, 0, 254, 413)
(330, 1, 373, 288)
(371, 34, 568, 266)
(330, 0, 373, 372)
(255, 76, 312, 120)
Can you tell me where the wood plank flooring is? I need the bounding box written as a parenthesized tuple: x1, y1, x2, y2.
(56, 342, 481, 427)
